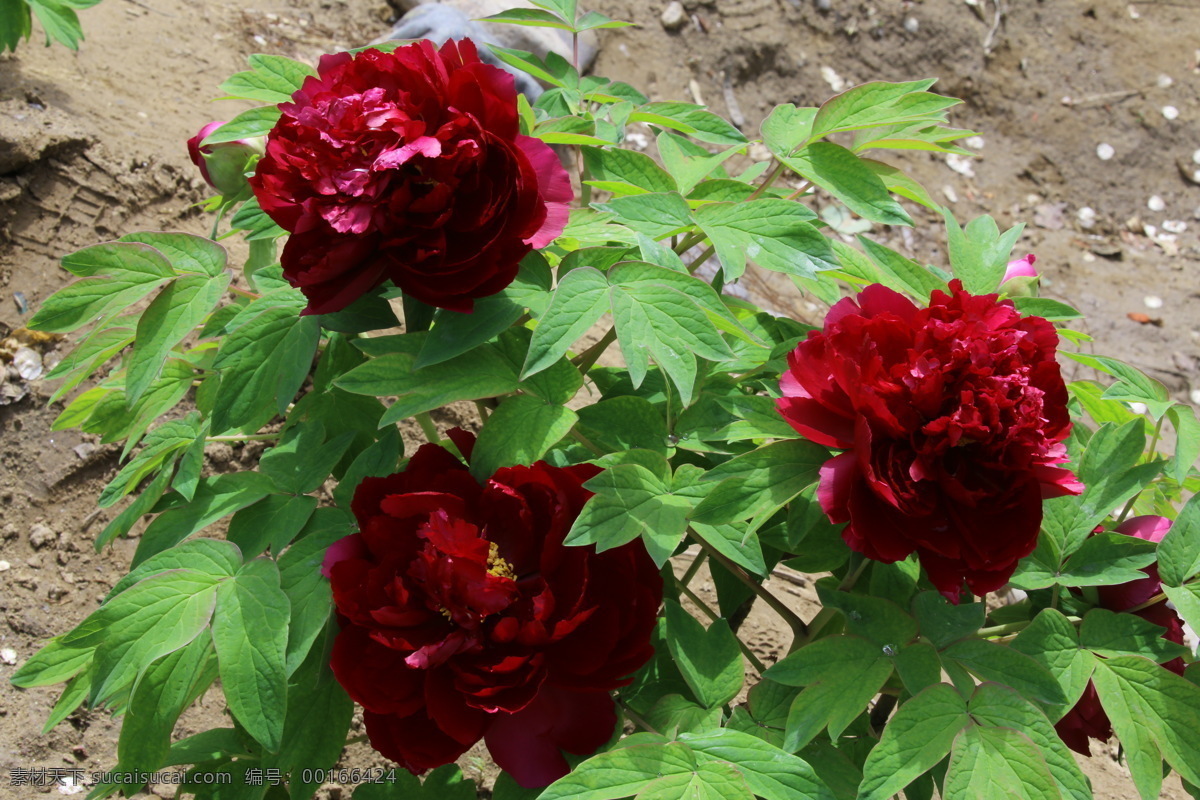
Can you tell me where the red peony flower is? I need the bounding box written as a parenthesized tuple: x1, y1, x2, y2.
(777, 281, 1082, 601)
(250, 38, 572, 316)
(323, 430, 661, 788)
(1055, 516, 1188, 756)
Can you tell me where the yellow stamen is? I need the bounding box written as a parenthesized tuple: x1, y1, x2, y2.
(487, 541, 516, 580)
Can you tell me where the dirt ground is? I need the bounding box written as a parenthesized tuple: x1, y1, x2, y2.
(1, 0, 1198, 797)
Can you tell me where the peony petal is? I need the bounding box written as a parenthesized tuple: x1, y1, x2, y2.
(515, 135, 572, 249)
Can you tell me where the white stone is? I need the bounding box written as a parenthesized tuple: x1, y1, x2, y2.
(1192, 148, 1200, 165)
(0, 560, 9, 571)
(1163, 220, 1188, 234)
(1163, 105, 1180, 121)
(1192, 389, 1200, 406)
(945, 153, 975, 177)
(12, 347, 41, 381)
(1077, 206, 1097, 228)
(1096, 142, 1115, 160)
(1148, 195, 1166, 212)
(903, 16, 919, 33)
(1157, 74, 1174, 88)
(1144, 295, 1164, 310)
(964, 135, 985, 150)
(0, 648, 15, 665)
(660, 1, 686, 31)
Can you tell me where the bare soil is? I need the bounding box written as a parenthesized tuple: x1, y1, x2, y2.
(1, 0, 1198, 797)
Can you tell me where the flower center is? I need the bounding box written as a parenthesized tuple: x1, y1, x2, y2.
(487, 541, 516, 580)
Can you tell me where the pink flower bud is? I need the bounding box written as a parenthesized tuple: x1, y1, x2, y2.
(1000, 253, 1039, 297)
(1002, 253, 1038, 282)
(187, 121, 265, 196)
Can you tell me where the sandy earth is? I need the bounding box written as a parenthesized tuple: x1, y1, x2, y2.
(1, 0, 1198, 797)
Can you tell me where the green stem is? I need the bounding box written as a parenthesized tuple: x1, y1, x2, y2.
(474, 400, 491, 422)
(415, 412, 441, 444)
(792, 554, 869, 651)
(976, 615, 1082, 640)
(687, 245, 717, 275)
(680, 550, 708, 587)
(228, 285, 260, 300)
(690, 528, 809, 645)
(1126, 591, 1167, 614)
(747, 159, 786, 202)
(572, 327, 617, 375)
(206, 433, 279, 443)
(616, 695, 660, 736)
(673, 232, 706, 255)
(672, 574, 767, 673)
(569, 428, 605, 456)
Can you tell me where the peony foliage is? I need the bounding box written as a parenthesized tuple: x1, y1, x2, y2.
(11, 3, 1200, 799)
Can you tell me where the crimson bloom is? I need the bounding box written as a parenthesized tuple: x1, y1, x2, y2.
(777, 281, 1082, 601)
(323, 431, 661, 788)
(1055, 516, 1188, 756)
(251, 38, 572, 315)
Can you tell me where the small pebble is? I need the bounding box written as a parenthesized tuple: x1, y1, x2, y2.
(1077, 206, 1097, 228)
(1192, 149, 1200, 165)
(820, 66, 846, 92)
(815, 0, 832, 10)
(1163, 220, 1188, 234)
(903, 16, 919, 33)
(1128, 4, 1140, 18)
(0, 560, 9, 571)
(942, 185, 959, 203)
(1129, 402, 1149, 415)
(1148, 195, 1166, 212)
(1157, 74, 1174, 88)
(1163, 105, 1180, 121)
(1144, 295, 1164, 310)
(945, 153, 975, 178)
(660, 1, 686, 31)
(0, 648, 15, 666)
(964, 135, 985, 150)
(28, 524, 56, 550)
(1096, 143, 1115, 160)
(1192, 389, 1200, 406)
(13, 347, 42, 381)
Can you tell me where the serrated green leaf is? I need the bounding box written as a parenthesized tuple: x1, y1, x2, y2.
(895, 641, 942, 695)
(212, 559, 290, 753)
(99, 415, 205, 508)
(911, 591, 985, 648)
(693, 199, 834, 282)
(539, 742, 696, 800)
(816, 585, 918, 647)
(10, 637, 93, 688)
(809, 80, 941, 140)
(783, 143, 912, 226)
(469, 394, 578, 480)
(1080, 608, 1190, 663)
(1158, 492, 1200, 586)
(663, 600, 744, 708)
(857, 236, 947, 300)
(227, 494, 318, 558)
(127, 273, 230, 403)
(691, 439, 827, 526)
(858, 683, 969, 800)
(522, 266, 610, 378)
(941, 639, 1068, 706)
(943, 724, 1061, 800)
(30, 242, 175, 333)
(1009, 609, 1093, 721)
(221, 53, 315, 103)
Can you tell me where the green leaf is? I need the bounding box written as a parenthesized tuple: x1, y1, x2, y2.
(566, 462, 697, 566)
(1080, 608, 1190, 663)
(42, 668, 90, 734)
(663, 600, 744, 708)
(1009, 609, 1093, 720)
(469, 394, 578, 480)
(766, 635, 893, 751)
(106, 538, 242, 601)
(816, 586, 918, 647)
(631, 102, 747, 145)
(593, 192, 694, 238)
(967, 683, 1091, 800)
(858, 683, 969, 800)
(860, 158, 939, 211)
(693, 199, 834, 282)
(416, 294, 525, 369)
(1053, 532, 1158, 586)
(761, 104, 817, 157)
(0, 0, 32, 53)
(645, 694, 723, 736)
(230, 196, 286, 241)
(1012, 297, 1085, 322)
(127, 273, 230, 403)
(637, 761, 754, 800)
(78, 569, 219, 704)
(583, 146, 677, 195)
(1093, 656, 1200, 795)
(212, 298, 320, 432)
(221, 53, 315, 103)
(682, 729, 835, 800)
(115, 634, 216, 787)
(1062, 352, 1174, 420)
(10, 637, 93, 688)
(539, 742, 696, 800)
(522, 266, 610, 378)
(857, 236, 948, 300)
(94, 465, 176, 551)
(337, 337, 521, 425)
(911, 591, 984, 648)
(1168, 404, 1200, 484)
(478, 7, 574, 30)
(119, 232, 228, 277)
(99, 415, 205, 508)
(782, 143, 912, 226)
(29, 242, 175, 333)
(28, 0, 82, 49)
(81, 359, 195, 456)
(202, 107, 282, 145)
(134, 472, 275, 566)
(265, 624, 354, 800)
(1158, 492, 1200, 586)
(943, 725, 1061, 800)
(576, 396, 670, 455)
(941, 211, 1024, 295)
(810, 80, 941, 139)
(259, 422, 355, 495)
(691, 439, 827, 527)
(227, 493, 318, 558)
(657, 133, 744, 196)
(488, 45, 568, 89)
(212, 559, 290, 753)
(941, 639, 1068, 706)
(894, 642, 942, 695)
(44, 324, 134, 403)
(278, 510, 353, 675)
(333, 427, 402, 509)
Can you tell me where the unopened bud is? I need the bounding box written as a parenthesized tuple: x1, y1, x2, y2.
(187, 121, 265, 196)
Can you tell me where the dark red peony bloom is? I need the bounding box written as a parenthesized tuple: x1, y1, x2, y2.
(777, 281, 1082, 601)
(323, 430, 661, 787)
(251, 38, 572, 315)
(1055, 516, 1188, 756)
